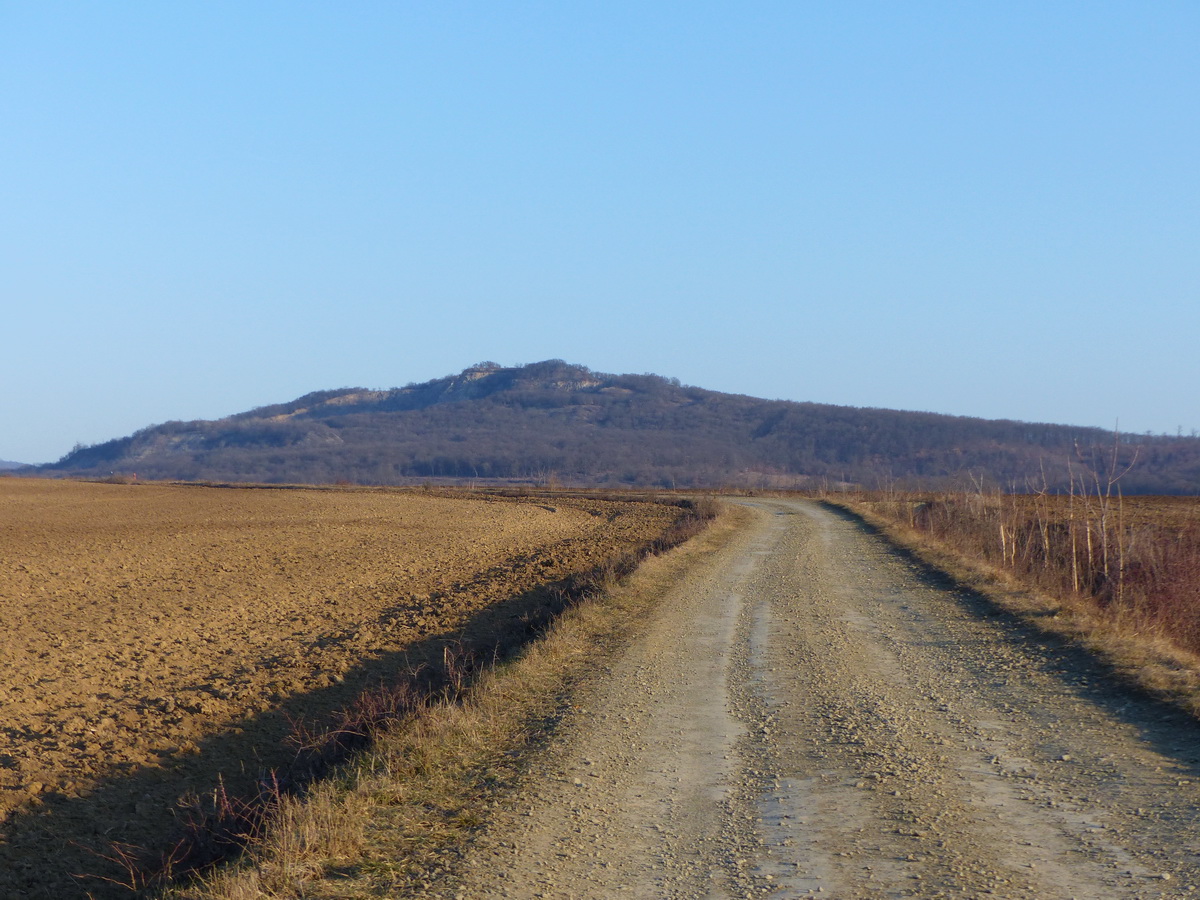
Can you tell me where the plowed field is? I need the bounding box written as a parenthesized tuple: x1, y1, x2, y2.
(0, 479, 679, 897)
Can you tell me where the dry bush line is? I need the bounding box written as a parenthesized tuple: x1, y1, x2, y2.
(138, 497, 719, 898)
(822, 494, 1200, 718)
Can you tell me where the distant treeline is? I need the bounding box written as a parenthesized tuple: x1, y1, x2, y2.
(39, 360, 1200, 493)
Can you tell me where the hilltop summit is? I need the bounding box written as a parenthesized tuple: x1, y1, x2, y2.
(41, 360, 1200, 492)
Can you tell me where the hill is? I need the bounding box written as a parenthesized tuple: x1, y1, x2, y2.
(39, 360, 1200, 492)
(0, 460, 26, 470)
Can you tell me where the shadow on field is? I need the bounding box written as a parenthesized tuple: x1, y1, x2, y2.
(0, 575, 588, 899)
(821, 500, 1200, 772)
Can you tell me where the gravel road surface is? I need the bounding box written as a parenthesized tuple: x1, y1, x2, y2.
(440, 499, 1200, 899)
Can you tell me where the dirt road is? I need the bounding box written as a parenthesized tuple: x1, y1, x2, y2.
(440, 499, 1200, 899)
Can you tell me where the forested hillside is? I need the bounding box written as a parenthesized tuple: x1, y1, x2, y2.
(38, 361, 1200, 492)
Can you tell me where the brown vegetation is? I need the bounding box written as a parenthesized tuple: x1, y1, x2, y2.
(846, 492, 1200, 652)
(0, 479, 703, 897)
(40, 360, 1200, 492)
(825, 483, 1200, 711)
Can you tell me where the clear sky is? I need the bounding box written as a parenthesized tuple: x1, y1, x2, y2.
(2, 2, 1197, 464)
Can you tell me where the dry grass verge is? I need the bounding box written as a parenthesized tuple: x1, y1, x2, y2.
(156, 498, 733, 899)
(823, 496, 1200, 718)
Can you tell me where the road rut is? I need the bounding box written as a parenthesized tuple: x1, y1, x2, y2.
(439, 499, 1200, 899)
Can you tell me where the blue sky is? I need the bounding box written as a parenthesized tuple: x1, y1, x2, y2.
(2, 2, 1197, 464)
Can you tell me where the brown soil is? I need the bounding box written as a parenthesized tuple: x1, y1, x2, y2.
(0, 479, 678, 897)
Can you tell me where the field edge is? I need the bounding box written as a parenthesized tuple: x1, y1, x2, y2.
(157, 498, 743, 899)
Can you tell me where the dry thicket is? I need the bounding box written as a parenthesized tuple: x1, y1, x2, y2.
(845, 466, 1200, 656)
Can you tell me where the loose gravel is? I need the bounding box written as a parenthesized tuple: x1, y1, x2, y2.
(436, 499, 1200, 899)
